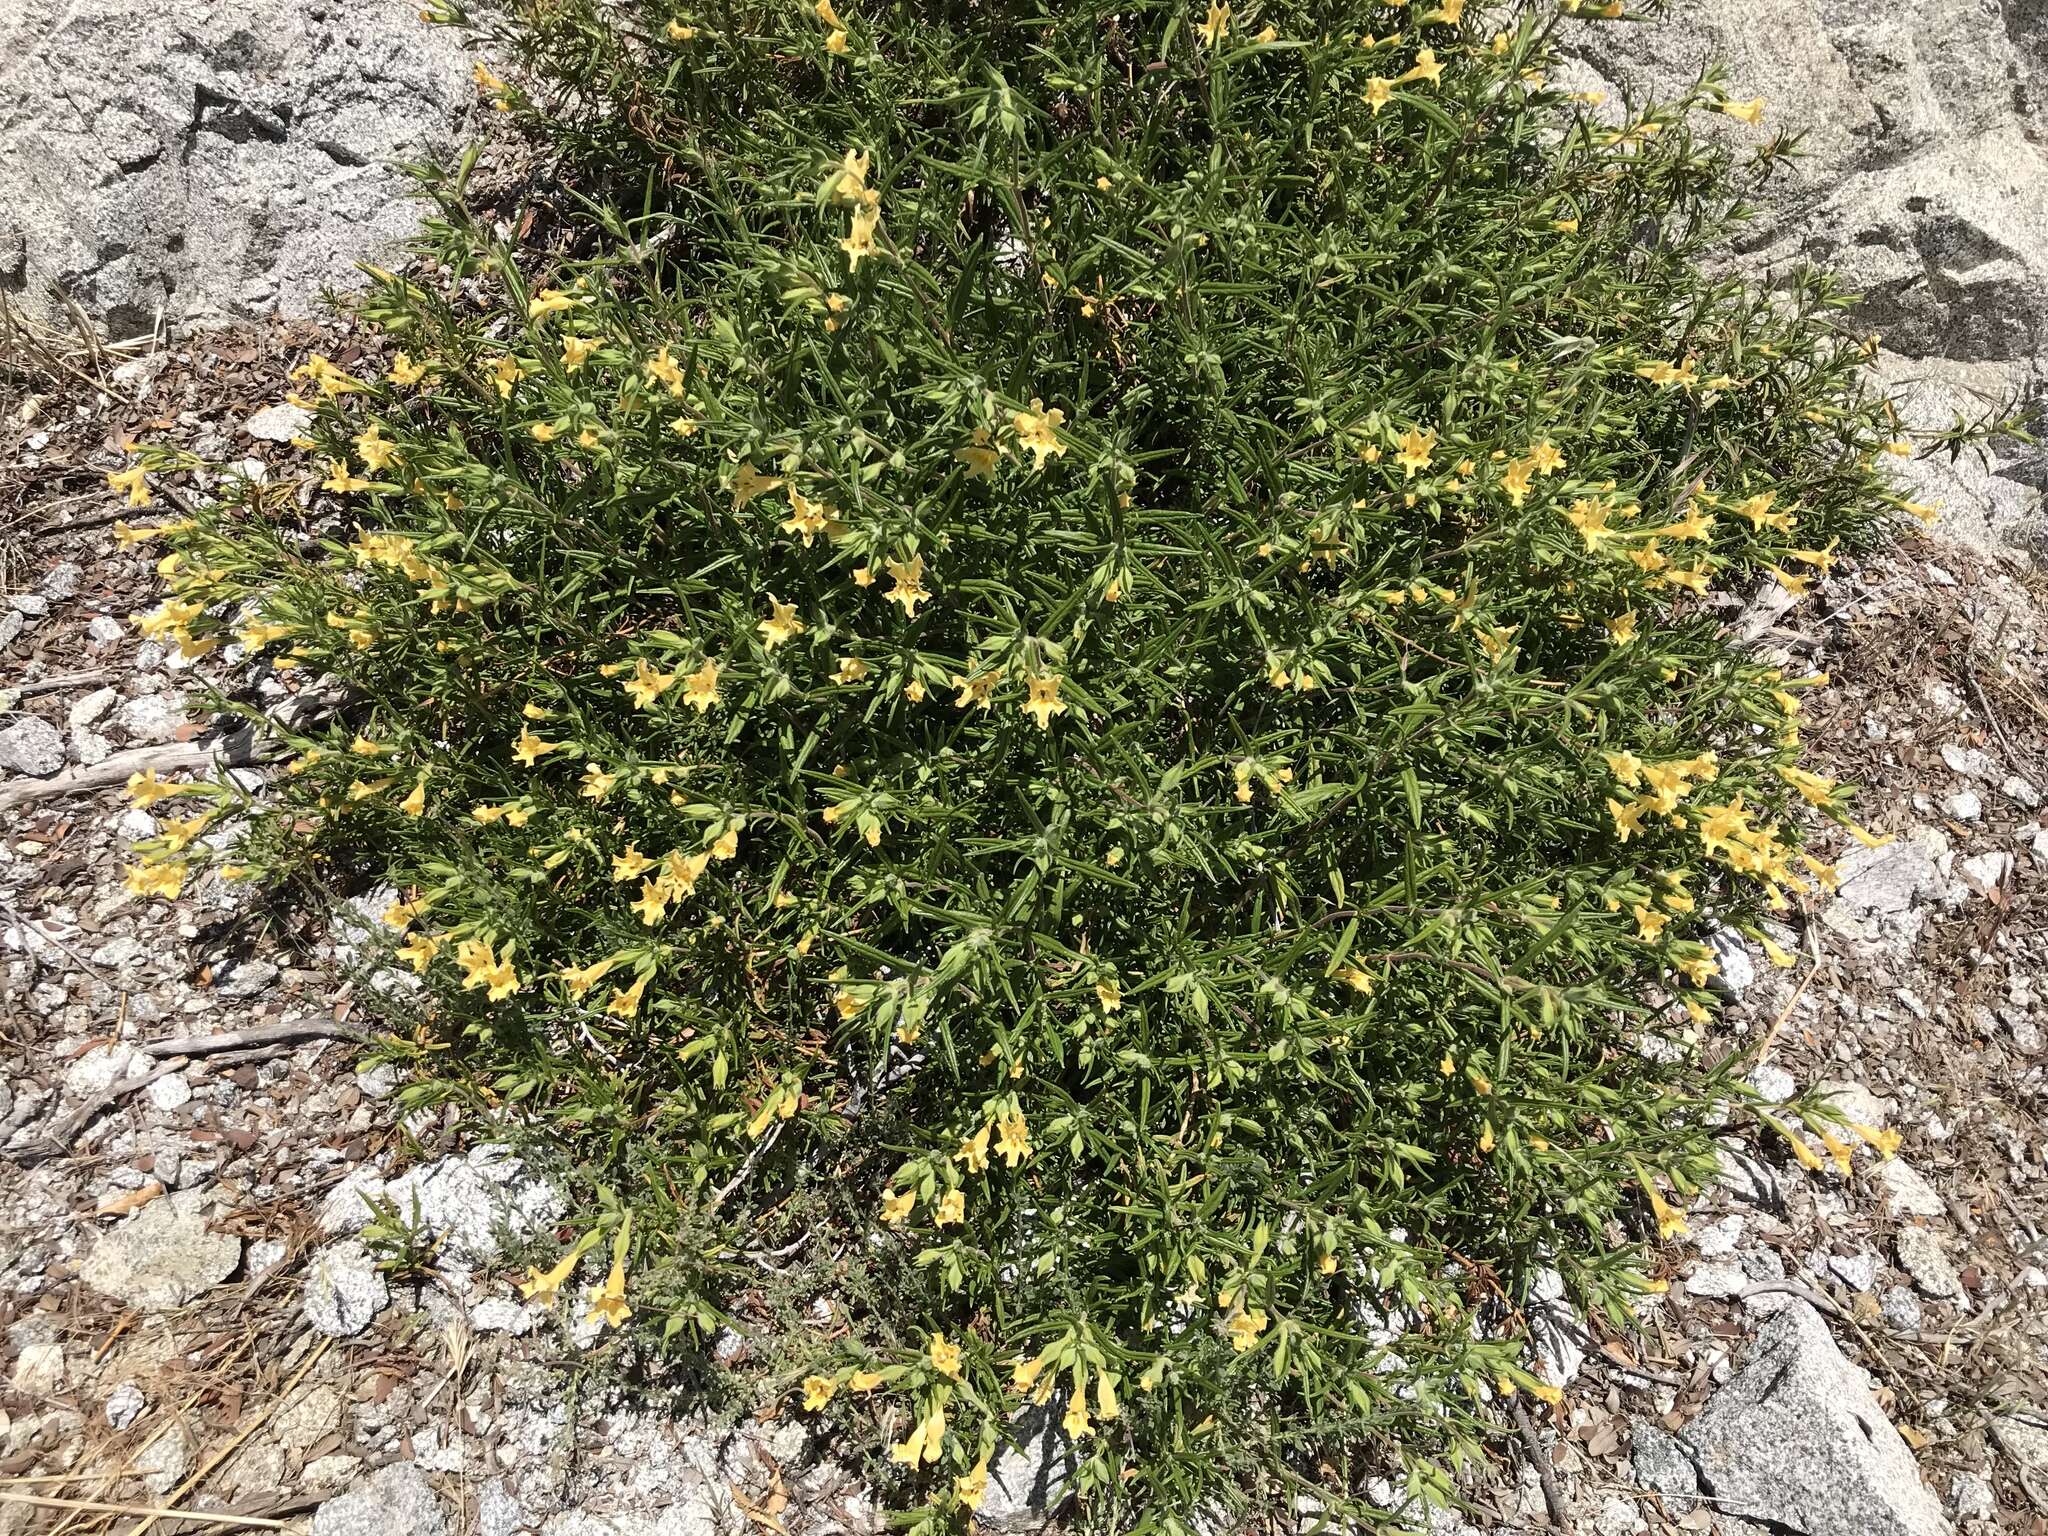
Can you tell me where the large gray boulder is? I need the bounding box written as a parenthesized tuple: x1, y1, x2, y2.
(1675, 1303, 1951, 1536)
(1565, 0, 2048, 559)
(0, 0, 475, 337)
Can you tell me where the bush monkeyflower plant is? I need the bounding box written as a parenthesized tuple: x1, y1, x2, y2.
(114, 0, 1941, 1527)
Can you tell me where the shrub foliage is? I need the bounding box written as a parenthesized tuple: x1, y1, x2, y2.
(126, 0, 1923, 1526)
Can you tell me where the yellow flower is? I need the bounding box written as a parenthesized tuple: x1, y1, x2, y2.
(841, 204, 881, 269)
(849, 1369, 883, 1392)
(682, 660, 722, 712)
(1095, 979, 1122, 1013)
(1012, 398, 1067, 470)
(1608, 796, 1648, 842)
(623, 658, 676, 710)
(1399, 47, 1443, 85)
(758, 596, 805, 650)
(779, 489, 840, 547)
(396, 933, 442, 973)
(607, 972, 650, 1018)
(929, 1333, 963, 1379)
(631, 879, 670, 927)
(562, 334, 600, 372)
(1527, 438, 1566, 476)
(353, 424, 402, 472)
(1062, 1393, 1093, 1440)
(667, 19, 696, 40)
(1335, 966, 1374, 995)
(803, 1375, 836, 1411)
(123, 861, 185, 901)
(612, 845, 656, 882)
(1632, 904, 1669, 942)
(1195, 0, 1230, 48)
(1849, 1121, 1901, 1160)
(825, 27, 848, 53)
(880, 1188, 915, 1226)
(1393, 425, 1436, 478)
(642, 344, 686, 395)
(732, 462, 783, 509)
(996, 1111, 1031, 1167)
(397, 773, 429, 818)
(126, 769, 184, 808)
(1606, 610, 1638, 645)
(952, 667, 1002, 710)
(511, 727, 559, 767)
(955, 427, 1002, 478)
(1364, 77, 1394, 114)
(388, 352, 428, 386)
(1226, 1310, 1269, 1351)
(107, 466, 152, 507)
(585, 1214, 633, 1330)
(904, 678, 928, 702)
(490, 356, 527, 398)
(1719, 95, 1765, 125)
(934, 1189, 965, 1226)
(958, 1123, 992, 1173)
(1644, 1179, 1689, 1240)
(321, 459, 373, 494)
(527, 287, 581, 319)
(1022, 674, 1067, 730)
(884, 555, 931, 617)
(517, 1240, 588, 1306)
(454, 938, 520, 1001)
(834, 655, 869, 685)
(955, 1461, 990, 1512)
(1500, 457, 1535, 507)
(559, 954, 619, 1000)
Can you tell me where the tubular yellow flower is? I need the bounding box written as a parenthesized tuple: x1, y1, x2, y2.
(884, 555, 931, 616)
(511, 727, 558, 766)
(606, 972, 650, 1018)
(1012, 399, 1067, 469)
(1022, 674, 1066, 729)
(682, 660, 722, 712)
(584, 1214, 632, 1329)
(107, 466, 152, 507)
(758, 596, 805, 650)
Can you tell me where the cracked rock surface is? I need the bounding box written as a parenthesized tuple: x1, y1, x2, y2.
(0, 0, 475, 337)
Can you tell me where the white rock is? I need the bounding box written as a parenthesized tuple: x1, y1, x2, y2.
(0, 0, 477, 338)
(104, 1380, 147, 1429)
(87, 615, 126, 645)
(147, 1073, 193, 1112)
(1896, 1227, 1964, 1301)
(244, 403, 315, 442)
(302, 1239, 389, 1337)
(68, 686, 119, 728)
(10, 1341, 64, 1394)
(312, 1462, 449, 1536)
(79, 1196, 242, 1311)
(1960, 851, 2014, 897)
(1686, 1262, 1748, 1300)
(2003, 776, 2043, 810)
(1942, 788, 1982, 822)
(112, 692, 185, 745)
(1877, 1160, 1948, 1220)
(0, 714, 65, 777)
(1942, 744, 2001, 783)
(1677, 1303, 1950, 1536)
(468, 1296, 535, 1335)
